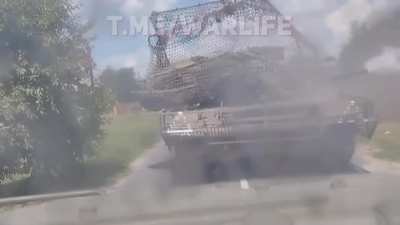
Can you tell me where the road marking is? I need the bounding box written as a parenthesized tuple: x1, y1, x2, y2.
(240, 179, 250, 190)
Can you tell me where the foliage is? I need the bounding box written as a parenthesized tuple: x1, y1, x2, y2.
(373, 123, 400, 162)
(0, 0, 112, 184)
(99, 67, 142, 103)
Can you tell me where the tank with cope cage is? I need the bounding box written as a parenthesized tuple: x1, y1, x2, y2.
(140, 0, 378, 180)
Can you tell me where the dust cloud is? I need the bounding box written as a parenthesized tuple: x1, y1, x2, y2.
(339, 6, 400, 73)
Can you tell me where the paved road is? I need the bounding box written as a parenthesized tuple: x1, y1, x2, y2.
(0, 142, 399, 225)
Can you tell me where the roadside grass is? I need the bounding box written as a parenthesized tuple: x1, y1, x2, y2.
(372, 122, 400, 162)
(0, 175, 31, 198)
(82, 112, 160, 187)
(0, 112, 160, 197)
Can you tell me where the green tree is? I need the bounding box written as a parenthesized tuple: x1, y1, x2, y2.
(99, 67, 141, 102)
(0, 0, 112, 185)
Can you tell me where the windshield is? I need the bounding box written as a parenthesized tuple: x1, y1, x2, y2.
(0, 0, 400, 224)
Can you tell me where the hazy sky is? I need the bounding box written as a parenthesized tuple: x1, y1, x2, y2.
(78, 0, 400, 75)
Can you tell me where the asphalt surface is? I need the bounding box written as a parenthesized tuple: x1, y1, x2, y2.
(0, 142, 399, 225)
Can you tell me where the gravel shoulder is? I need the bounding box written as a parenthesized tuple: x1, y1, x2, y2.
(355, 142, 400, 174)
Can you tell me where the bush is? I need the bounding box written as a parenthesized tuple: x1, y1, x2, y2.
(0, 0, 113, 185)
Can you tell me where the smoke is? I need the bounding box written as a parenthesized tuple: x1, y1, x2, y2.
(366, 47, 400, 72)
(326, 0, 375, 47)
(339, 6, 400, 72)
(78, 0, 177, 25)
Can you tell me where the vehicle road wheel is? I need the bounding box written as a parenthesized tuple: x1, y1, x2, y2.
(205, 160, 228, 183)
(172, 145, 207, 184)
(321, 128, 356, 170)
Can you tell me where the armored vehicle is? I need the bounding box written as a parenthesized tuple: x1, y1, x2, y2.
(141, 0, 378, 180)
